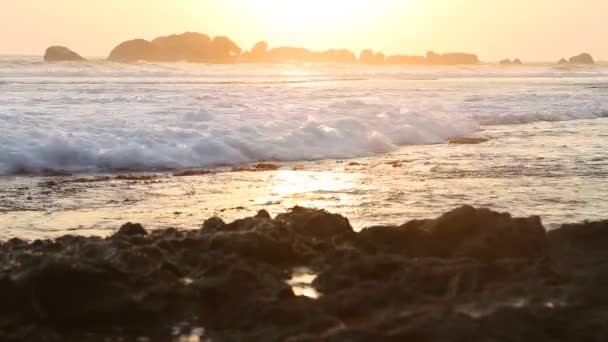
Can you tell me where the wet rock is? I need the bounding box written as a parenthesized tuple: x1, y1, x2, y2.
(114, 222, 147, 238)
(449, 137, 489, 144)
(0, 206, 607, 340)
(44, 46, 86, 62)
(173, 169, 211, 177)
(275, 206, 353, 238)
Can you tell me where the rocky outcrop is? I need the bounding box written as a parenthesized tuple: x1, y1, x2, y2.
(500, 58, 523, 65)
(1, 206, 608, 341)
(386, 55, 426, 65)
(242, 44, 356, 63)
(359, 49, 386, 64)
(43, 46, 86, 62)
(426, 51, 479, 65)
(558, 58, 569, 64)
(569, 53, 594, 64)
(108, 32, 241, 63)
(108, 39, 158, 62)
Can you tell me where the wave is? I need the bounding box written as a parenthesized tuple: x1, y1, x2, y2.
(0, 105, 478, 175)
(2, 57, 608, 175)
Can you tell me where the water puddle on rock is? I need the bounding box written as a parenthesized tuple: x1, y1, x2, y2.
(287, 267, 321, 299)
(172, 324, 210, 342)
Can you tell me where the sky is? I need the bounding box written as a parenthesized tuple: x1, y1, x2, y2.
(1, 0, 607, 61)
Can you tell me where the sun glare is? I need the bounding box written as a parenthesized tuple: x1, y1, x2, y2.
(240, 0, 380, 32)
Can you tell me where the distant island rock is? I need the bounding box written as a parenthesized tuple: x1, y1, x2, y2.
(44, 46, 85, 62)
(108, 32, 241, 63)
(426, 51, 479, 65)
(242, 42, 356, 63)
(386, 55, 427, 65)
(105, 32, 482, 65)
(360, 49, 386, 64)
(569, 53, 594, 64)
(500, 58, 523, 65)
(558, 58, 569, 64)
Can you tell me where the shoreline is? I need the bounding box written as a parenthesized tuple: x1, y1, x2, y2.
(1, 205, 607, 341)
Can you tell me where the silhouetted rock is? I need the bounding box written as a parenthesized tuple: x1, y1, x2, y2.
(386, 55, 427, 64)
(359, 49, 386, 64)
(2, 206, 607, 341)
(150, 32, 211, 61)
(558, 58, 569, 64)
(427, 51, 479, 65)
(569, 53, 594, 64)
(243, 42, 355, 63)
(500, 59, 512, 65)
(513, 58, 523, 64)
(44, 46, 86, 62)
(314, 49, 357, 63)
(108, 32, 241, 63)
(108, 39, 158, 62)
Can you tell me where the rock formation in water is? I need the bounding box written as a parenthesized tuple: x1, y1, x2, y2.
(569, 53, 594, 64)
(426, 51, 480, 65)
(558, 58, 569, 64)
(108, 32, 241, 63)
(386, 55, 427, 65)
(500, 58, 523, 66)
(242, 42, 356, 63)
(43, 46, 86, 62)
(106, 32, 484, 65)
(1, 205, 608, 341)
(359, 49, 386, 64)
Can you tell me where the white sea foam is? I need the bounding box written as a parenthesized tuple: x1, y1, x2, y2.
(1, 57, 608, 174)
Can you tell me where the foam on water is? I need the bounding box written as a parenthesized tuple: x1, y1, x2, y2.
(2, 56, 608, 174)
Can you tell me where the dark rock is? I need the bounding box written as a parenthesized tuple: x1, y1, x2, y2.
(558, 58, 569, 64)
(1, 206, 607, 341)
(448, 137, 489, 144)
(569, 53, 594, 64)
(275, 206, 353, 238)
(113, 222, 147, 238)
(500, 58, 512, 65)
(44, 46, 85, 62)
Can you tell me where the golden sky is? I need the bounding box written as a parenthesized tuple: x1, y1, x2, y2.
(2, 0, 607, 61)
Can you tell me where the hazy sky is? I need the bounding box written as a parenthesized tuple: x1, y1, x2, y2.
(1, 0, 607, 61)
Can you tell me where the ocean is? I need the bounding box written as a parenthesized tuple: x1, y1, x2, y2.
(1, 56, 607, 238)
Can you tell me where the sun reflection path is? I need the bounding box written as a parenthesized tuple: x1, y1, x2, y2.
(271, 170, 358, 198)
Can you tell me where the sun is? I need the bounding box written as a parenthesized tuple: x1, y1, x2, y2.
(240, 0, 373, 32)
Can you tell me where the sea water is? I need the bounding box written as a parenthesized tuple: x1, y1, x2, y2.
(0, 57, 607, 238)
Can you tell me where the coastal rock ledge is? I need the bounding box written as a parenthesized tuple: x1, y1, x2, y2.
(44, 46, 86, 62)
(1, 206, 608, 341)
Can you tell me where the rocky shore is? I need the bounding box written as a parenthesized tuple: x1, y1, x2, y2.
(1, 206, 607, 341)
